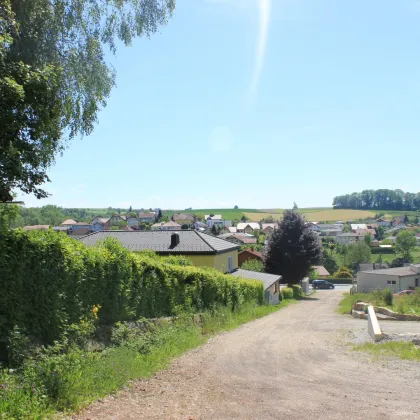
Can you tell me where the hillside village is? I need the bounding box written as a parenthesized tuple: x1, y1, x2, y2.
(19, 207, 420, 296)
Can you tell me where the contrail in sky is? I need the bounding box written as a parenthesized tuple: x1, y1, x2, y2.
(249, 0, 271, 101)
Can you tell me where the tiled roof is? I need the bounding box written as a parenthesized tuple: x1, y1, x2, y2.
(74, 221, 91, 226)
(230, 269, 281, 290)
(217, 233, 257, 244)
(262, 223, 278, 230)
(172, 213, 194, 221)
(236, 223, 261, 230)
(92, 218, 110, 225)
(61, 219, 77, 225)
(23, 225, 50, 231)
(138, 213, 155, 218)
(239, 249, 262, 259)
(78, 230, 239, 254)
(361, 266, 417, 276)
(313, 265, 330, 276)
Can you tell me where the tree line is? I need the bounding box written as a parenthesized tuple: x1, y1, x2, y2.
(333, 189, 420, 211)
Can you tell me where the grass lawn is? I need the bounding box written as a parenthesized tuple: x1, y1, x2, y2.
(372, 248, 420, 264)
(338, 291, 420, 315)
(354, 341, 420, 361)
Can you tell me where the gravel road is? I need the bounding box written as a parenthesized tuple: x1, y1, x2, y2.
(75, 291, 420, 420)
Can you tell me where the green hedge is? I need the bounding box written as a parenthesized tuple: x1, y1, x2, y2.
(281, 287, 294, 300)
(292, 285, 303, 298)
(371, 247, 395, 254)
(0, 230, 263, 343)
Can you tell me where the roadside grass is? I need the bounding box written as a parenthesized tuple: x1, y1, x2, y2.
(0, 301, 296, 419)
(338, 290, 420, 315)
(354, 341, 420, 362)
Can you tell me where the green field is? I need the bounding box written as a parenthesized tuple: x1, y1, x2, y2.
(160, 208, 382, 223)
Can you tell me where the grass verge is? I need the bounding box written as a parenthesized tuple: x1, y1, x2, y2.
(0, 300, 296, 419)
(354, 341, 420, 361)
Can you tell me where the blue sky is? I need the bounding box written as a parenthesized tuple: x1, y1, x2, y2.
(19, 0, 420, 209)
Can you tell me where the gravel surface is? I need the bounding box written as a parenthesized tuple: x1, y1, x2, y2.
(73, 291, 420, 420)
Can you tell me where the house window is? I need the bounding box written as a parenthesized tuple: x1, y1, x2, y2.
(388, 280, 396, 285)
(228, 256, 233, 273)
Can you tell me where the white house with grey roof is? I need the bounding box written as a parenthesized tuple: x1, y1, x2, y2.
(230, 269, 281, 305)
(357, 264, 420, 293)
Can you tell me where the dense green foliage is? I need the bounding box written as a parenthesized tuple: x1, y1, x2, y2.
(0, 230, 263, 344)
(0, 0, 175, 201)
(395, 230, 417, 261)
(280, 287, 294, 300)
(333, 266, 353, 279)
(333, 189, 420, 211)
(241, 258, 264, 272)
(264, 210, 322, 285)
(343, 242, 372, 266)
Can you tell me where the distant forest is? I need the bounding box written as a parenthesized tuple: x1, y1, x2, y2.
(333, 189, 420, 212)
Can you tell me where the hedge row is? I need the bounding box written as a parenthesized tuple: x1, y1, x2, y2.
(0, 230, 263, 343)
(371, 247, 395, 254)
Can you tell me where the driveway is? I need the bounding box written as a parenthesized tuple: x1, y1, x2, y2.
(76, 291, 420, 420)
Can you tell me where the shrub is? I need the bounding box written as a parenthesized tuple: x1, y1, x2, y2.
(333, 266, 353, 279)
(241, 259, 264, 272)
(292, 285, 303, 298)
(383, 288, 393, 306)
(0, 230, 264, 344)
(281, 287, 294, 300)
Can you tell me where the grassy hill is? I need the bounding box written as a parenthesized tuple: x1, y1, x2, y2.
(163, 208, 379, 223)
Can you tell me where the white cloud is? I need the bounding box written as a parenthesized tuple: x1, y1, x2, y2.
(208, 126, 234, 152)
(248, 0, 271, 101)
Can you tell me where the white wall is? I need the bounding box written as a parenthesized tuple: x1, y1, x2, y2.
(357, 272, 418, 292)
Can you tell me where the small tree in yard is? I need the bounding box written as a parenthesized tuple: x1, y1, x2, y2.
(395, 230, 417, 261)
(241, 259, 264, 272)
(264, 210, 322, 286)
(364, 233, 372, 246)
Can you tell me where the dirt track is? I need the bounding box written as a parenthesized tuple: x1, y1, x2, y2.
(75, 291, 420, 420)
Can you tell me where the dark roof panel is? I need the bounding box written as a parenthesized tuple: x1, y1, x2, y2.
(78, 230, 239, 254)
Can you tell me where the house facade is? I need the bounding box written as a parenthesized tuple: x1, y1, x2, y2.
(333, 233, 365, 245)
(375, 218, 391, 227)
(236, 223, 261, 233)
(126, 217, 139, 228)
(138, 213, 156, 223)
(91, 218, 110, 232)
(262, 223, 278, 236)
(151, 221, 182, 231)
(238, 249, 263, 266)
(357, 265, 420, 293)
(205, 215, 232, 228)
(78, 230, 240, 273)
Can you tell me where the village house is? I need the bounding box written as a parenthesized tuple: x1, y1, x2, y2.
(204, 215, 232, 228)
(375, 218, 391, 227)
(312, 266, 330, 277)
(138, 212, 157, 223)
(217, 233, 257, 245)
(60, 219, 77, 227)
(126, 216, 139, 228)
(91, 218, 111, 232)
(79, 230, 240, 273)
(357, 264, 420, 293)
(333, 233, 365, 245)
(227, 226, 237, 233)
(238, 249, 263, 266)
(236, 222, 261, 234)
(230, 269, 281, 305)
(172, 213, 194, 226)
(351, 224, 368, 233)
(151, 221, 182, 231)
(261, 223, 278, 236)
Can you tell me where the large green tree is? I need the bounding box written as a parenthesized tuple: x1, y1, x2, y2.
(264, 210, 322, 286)
(343, 242, 371, 267)
(395, 230, 417, 261)
(0, 0, 175, 202)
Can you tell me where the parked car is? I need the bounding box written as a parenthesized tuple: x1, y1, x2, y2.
(312, 280, 335, 289)
(393, 290, 415, 296)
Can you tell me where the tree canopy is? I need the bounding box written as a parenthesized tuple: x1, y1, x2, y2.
(0, 0, 175, 202)
(333, 189, 420, 211)
(395, 230, 417, 261)
(264, 210, 322, 285)
(343, 242, 371, 267)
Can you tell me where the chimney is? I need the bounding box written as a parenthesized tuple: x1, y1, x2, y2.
(171, 233, 180, 248)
